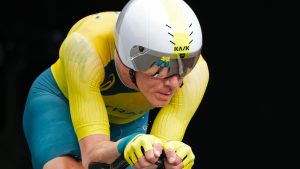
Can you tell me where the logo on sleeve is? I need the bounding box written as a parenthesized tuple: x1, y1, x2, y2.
(100, 73, 115, 91)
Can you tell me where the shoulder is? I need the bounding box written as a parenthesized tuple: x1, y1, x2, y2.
(191, 54, 209, 77)
(197, 55, 208, 66)
(67, 11, 119, 36)
(183, 54, 209, 88)
(62, 12, 120, 66)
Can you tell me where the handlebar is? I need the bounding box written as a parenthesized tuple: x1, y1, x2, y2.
(88, 152, 165, 169)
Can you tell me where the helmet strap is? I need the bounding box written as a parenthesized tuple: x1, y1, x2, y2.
(180, 82, 184, 88)
(129, 69, 138, 88)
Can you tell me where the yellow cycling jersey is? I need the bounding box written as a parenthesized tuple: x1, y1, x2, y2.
(51, 11, 209, 141)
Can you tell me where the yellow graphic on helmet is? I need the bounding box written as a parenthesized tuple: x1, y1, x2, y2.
(173, 33, 190, 58)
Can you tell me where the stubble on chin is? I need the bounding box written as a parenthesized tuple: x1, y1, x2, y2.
(151, 96, 171, 108)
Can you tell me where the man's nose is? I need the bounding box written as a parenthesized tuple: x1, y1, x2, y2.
(164, 75, 183, 88)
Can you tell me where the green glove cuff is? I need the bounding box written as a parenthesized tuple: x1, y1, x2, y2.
(117, 132, 140, 154)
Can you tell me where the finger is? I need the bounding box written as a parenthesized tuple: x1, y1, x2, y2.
(165, 148, 177, 164)
(163, 141, 175, 152)
(142, 138, 162, 164)
(153, 143, 163, 158)
(144, 143, 163, 164)
(129, 150, 138, 165)
(143, 149, 156, 164)
(163, 157, 183, 169)
(132, 143, 144, 159)
(176, 145, 194, 167)
(124, 147, 133, 166)
(175, 144, 191, 159)
(131, 135, 147, 159)
(133, 161, 142, 169)
(137, 155, 153, 168)
(140, 135, 162, 152)
(125, 155, 134, 166)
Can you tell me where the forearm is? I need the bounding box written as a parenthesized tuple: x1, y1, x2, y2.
(79, 134, 121, 169)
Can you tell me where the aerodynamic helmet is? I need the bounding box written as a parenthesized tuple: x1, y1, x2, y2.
(115, 0, 202, 77)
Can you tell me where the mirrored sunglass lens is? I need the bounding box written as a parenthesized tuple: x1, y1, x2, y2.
(167, 55, 199, 77)
(130, 45, 200, 77)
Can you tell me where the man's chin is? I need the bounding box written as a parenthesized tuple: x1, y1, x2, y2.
(150, 100, 170, 108)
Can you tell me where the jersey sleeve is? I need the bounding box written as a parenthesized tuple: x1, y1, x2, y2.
(150, 56, 209, 141)
(59, 32, 110, 140)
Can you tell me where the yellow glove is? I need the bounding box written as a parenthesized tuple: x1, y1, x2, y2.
(124, 134, 163, 166)
(164, 140, 195, 169)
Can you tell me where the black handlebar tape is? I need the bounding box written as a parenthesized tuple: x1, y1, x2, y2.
(88, 151, 166, 169)
(88, 155, 129, 169)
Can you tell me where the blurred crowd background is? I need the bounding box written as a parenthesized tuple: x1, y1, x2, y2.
(0, 0, 298, 169)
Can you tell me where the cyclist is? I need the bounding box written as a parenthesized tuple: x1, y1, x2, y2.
(22, 0, 209, 169)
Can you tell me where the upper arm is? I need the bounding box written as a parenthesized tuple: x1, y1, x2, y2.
(59, 32, 110, 140)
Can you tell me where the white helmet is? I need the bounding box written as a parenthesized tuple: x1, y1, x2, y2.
(115, 0, 202, 77)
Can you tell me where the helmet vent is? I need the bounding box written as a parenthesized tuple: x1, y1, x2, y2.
(189, 23, 194, 44)
(168, 32, 174, 37)
(166, 24, 176, 45)
(138, 46, 144, 52)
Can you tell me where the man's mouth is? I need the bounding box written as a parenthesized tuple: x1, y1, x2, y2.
(156, 91, 172, 100)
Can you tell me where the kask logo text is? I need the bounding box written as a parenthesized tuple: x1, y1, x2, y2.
(174, 46, 189, 52)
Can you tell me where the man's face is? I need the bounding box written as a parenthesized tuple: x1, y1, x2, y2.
(135, 71, 183, 107)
